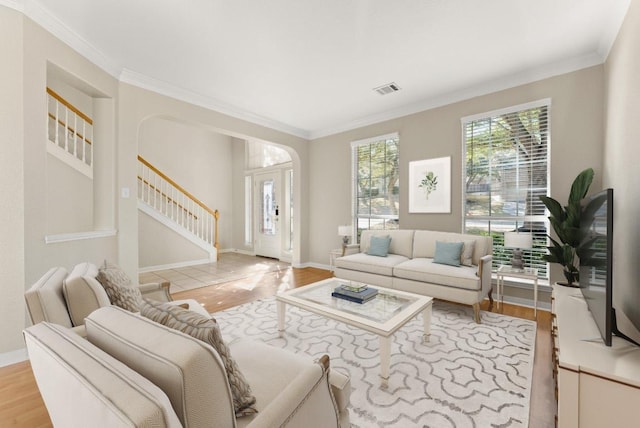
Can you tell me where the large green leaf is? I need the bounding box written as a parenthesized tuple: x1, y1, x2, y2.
(539, 196, 565, 220)
(568, 168, 594, 203)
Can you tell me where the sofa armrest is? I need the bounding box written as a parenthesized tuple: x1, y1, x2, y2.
(478, 255, 493, 296)
(246, 355, 344, 428)
(329, 368, 351, 414)
(342, 244, 361, 256)
(139, 281, 172, 302)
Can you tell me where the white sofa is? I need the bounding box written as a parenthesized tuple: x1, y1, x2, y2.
(334, 229, 493, 322)
(24, 306, 352, 428)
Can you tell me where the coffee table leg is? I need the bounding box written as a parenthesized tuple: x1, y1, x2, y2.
(277, 300, 285, 337)
(423, 304, 432, 343)
(379, 336, 391, 388)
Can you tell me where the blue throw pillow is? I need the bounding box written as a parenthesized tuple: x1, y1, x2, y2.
(433, 241, 464, 267)
(367, 235, 391, 257)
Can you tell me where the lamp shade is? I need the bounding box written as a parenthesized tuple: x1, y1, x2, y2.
(503, 231, 532, 249)
(338, 225, 352, 236)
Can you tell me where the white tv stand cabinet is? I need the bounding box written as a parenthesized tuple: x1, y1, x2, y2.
(552, 284, 640, 427)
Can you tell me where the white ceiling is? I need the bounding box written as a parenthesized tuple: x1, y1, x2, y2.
(10, 0, 631, 139)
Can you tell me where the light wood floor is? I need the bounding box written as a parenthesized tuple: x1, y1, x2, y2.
(0, 266, 555, 427)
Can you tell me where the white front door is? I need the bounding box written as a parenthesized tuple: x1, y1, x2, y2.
(254, 171, 281, 259)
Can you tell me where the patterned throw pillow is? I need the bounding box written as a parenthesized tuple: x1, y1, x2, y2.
(140, 299, 257, 416)
(96, 263, 143, 312)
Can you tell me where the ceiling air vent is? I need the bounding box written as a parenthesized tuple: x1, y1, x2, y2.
(373, 82, 401, 95)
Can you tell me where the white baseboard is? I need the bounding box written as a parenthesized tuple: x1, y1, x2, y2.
(0, 347, 28, 367)
(297, 261, 330, 270)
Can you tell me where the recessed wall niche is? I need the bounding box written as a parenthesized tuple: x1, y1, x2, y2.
(45, 62, 115, 238)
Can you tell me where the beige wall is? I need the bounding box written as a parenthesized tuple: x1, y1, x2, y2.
(138, 116, 235, 267)
(604, 0, 640, 333)
(138, 215, 210, 268)
(309, 66, 605, 286)
(0, 7, 26, 355)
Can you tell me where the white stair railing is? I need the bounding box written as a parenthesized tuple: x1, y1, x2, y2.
(137, 155, 219, 257)
(47, 87, 93, 178)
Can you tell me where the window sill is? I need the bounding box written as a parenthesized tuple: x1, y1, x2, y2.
(45, 229, 117, 244)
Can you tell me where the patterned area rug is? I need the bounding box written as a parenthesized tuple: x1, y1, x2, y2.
(215, 298, 536, 428)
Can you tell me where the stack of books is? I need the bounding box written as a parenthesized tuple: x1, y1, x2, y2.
(332, 283, 378, 304)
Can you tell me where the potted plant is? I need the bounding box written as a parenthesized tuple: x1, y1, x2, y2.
(539, 168, 594, 286)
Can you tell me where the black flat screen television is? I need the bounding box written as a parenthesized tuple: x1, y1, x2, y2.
(578, 189, 613, 346)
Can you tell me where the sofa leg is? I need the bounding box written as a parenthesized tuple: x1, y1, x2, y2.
(488, 286, 494, 311)
(472, 303, 481, 324)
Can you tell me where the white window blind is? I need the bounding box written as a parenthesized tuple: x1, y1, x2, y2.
(462, 100, 550, 279)
(351, 133, 399, 240)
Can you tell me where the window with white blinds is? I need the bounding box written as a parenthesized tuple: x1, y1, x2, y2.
(352, 133, 399, 240)
(462, 100, 550, 279)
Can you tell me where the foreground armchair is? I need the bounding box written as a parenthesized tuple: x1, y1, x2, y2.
(24, 262, 197, 337)
(24, 305, 351, 428)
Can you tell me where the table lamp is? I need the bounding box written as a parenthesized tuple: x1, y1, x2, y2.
(338, 225, 352, 256)
(503, 231, 532, 270)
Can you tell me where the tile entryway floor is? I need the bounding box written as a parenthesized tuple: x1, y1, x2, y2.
(139, 252, 290, 292)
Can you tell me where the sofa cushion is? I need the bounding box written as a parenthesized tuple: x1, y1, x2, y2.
(433, 241, 464, 267)
(393, 258, 481, 291)
(367, 235, 391, 257)
(460, 240, 476, 266)
(96, 263, 143, 312)
(86, 306, 236, 428)
(335, 252, 409, 276)
(140, 299, 257, 416)
(413, 230, 491, 265)
(24, 322, 182, 428)
(360, 230, 415, 258)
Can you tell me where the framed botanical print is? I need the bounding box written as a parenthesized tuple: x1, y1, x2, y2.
(408, 156, 451, 213)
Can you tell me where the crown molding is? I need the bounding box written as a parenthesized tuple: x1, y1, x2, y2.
(17, 0, 121, 78)
(119, 69, 310, 140)
(308, 51, 604, 140)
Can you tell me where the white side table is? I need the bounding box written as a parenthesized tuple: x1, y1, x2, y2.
(496, 265, 539, 316)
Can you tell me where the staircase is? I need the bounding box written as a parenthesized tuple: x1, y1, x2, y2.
(47, 87, 93, 178)
(137, 155, 219, 261)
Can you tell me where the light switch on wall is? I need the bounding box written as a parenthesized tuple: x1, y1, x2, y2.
(121, 187, 130, 198)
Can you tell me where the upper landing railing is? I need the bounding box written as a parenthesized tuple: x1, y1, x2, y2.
(47, 87, 93, 178)
(137, 155, 219, 257)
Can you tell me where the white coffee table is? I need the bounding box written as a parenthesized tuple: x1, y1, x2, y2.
(275, 278, 433, 387)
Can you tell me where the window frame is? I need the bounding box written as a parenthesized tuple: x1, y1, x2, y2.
(351, 132, 400, 242)
(461, 99, 551, 281)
